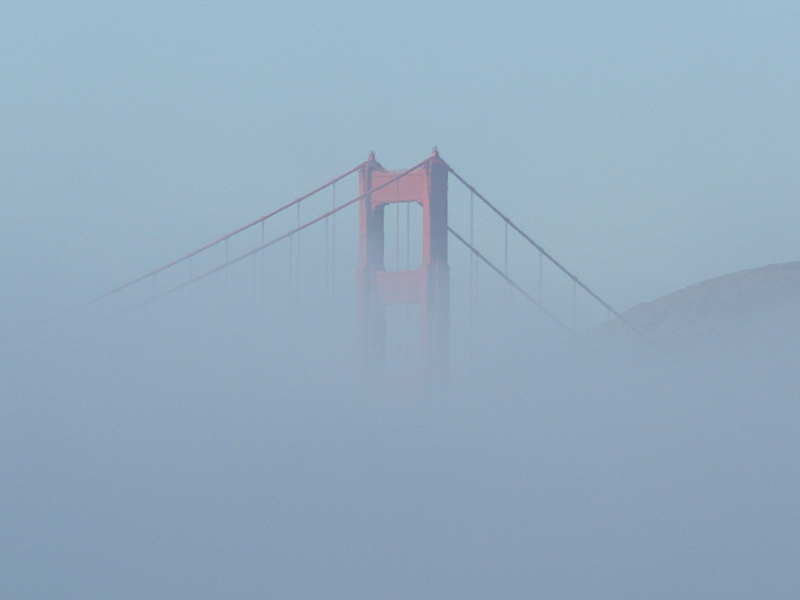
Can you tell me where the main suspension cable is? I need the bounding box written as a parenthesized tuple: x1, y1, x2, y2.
(448, 226, 573, 335)
(120, 158, 434, 313)
(2, 161, 370, 342)
(446, 164, 645, 340)
(106, 161, 366, 301)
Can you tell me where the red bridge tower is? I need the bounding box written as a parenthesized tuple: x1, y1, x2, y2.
(357, 150, 450, 380)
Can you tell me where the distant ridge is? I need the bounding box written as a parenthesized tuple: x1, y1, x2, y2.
(606, 261, 800, 346)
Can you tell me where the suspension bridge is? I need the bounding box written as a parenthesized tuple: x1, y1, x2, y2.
(9, 149, 641, 383)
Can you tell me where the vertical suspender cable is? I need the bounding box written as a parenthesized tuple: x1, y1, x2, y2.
(185, 260, 189, 310)
(573, 279, 577, 329)
(331, 183, 336, 302)
(150, 273, 157, 318)
(538, 251, 543, 305)
(325, 204, 329, 301)
(296, 202, 301, 299)
(474, 249, 479, 326)
(504, 223, 509, 274)
(470, 191, 475, 287)
(396, 200, 400, 271)
(252, 247, 257, 306)
(470, 190, 475, 364)
(405, 200, 411, 371)
(504, 222, 510, 312)
(261, 221, 265, 308)
(288, 222, 293, 319)
(406, 201, 410, 269)
(394, 198, 400, 370)
(393, 183, 403, 372)
(225, 238, 229, 290)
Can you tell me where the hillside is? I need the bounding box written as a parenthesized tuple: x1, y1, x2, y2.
(606, 261, 800, 346)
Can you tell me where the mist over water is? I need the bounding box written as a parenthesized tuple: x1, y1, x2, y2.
(2, 276, 798, 599)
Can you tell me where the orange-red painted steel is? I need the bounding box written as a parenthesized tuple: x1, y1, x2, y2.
(357, 150, 450, 381)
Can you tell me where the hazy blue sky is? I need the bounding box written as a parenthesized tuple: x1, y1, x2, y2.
(3, 4, 800, 599)
(3, 0, 799, 328)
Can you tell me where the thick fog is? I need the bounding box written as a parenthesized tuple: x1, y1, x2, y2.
(3, 275, 799, 599)
(2, 2, 800, 599)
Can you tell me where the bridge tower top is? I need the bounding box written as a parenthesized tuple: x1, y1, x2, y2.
(357, 153, 450, 381)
